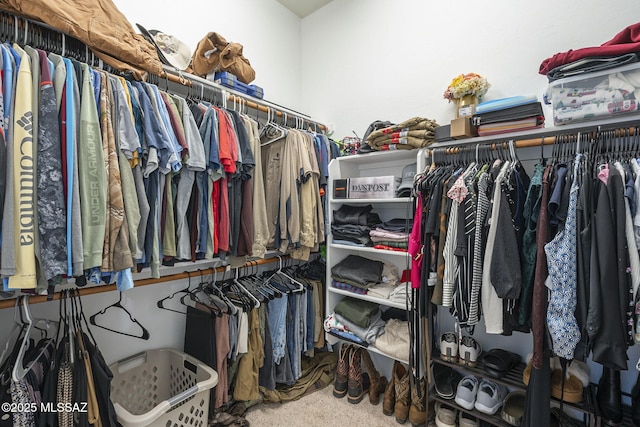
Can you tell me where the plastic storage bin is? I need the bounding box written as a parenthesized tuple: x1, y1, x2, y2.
(214, 71, 238, 88)
(248, 84, 264, 99)
(110, 348, 218, 427)
(545, 62, 640, 125)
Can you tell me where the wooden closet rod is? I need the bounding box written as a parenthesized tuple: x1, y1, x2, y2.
(0, 255, 293, 310)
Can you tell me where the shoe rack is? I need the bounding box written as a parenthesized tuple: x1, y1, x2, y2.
(431, 354, 596, 426)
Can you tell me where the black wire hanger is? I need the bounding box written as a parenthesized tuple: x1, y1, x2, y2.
(89, 292, 150, 340)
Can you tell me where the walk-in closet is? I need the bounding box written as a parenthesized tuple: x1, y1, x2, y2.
(1, 1, 640, 427)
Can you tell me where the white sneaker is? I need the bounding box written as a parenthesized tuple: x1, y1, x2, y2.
(474, 379, 507, 415)
(440, 332, 458, 362)
(458, 336, 481, 367)
(454, 375, 479, 410)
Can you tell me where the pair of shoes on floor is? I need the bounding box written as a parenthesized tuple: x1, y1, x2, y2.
(333, 344, 386, 405)
(440, 333, 482, 366)
(454, 375, 507, 415)
(382, 361, 430, 425)
(434, 402, 479, 427)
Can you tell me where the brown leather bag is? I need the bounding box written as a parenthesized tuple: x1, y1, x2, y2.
(190, 32, 256, 84)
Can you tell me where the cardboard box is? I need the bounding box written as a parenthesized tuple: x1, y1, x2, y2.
(450, 117, 478, 139)
(333, 176, 396, 199)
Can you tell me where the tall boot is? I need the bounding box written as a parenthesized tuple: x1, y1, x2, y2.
(333, 344, 351, 398)
(597, 367, 622, 426)
(347, 346, 370, 404)
(394, 362, 410, 424)
(408, 377, 428, 427)
(361, 348, 388, 405)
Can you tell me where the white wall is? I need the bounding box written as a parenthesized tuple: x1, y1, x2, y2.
(301, 0, 640, 138)
(112, 0, 303, 111)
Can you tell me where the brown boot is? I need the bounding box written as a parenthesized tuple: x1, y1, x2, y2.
(383, 367, 396, 416)
(333, 344, 351, 398)
(394, 362, 410, 424)
(361, 349, 388, 405)
(347, 346, 370, 404)
(409, 377, 428, 426)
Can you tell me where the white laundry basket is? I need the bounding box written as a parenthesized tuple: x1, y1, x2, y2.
(110, 348, 218, 427)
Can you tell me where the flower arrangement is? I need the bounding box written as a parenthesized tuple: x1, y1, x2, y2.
(443, 73, 490, 102)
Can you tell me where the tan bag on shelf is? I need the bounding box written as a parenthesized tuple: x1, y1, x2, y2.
(189, 32, 256, 84)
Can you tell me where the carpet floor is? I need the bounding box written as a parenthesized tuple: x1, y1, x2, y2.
(244, 385, 399, 427)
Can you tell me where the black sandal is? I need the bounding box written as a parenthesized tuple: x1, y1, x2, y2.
(482, 349, 521, 378)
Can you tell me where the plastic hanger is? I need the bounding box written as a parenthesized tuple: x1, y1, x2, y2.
(0, 298, 26, 366)
(207, 267, 239, 315)
(233, 268, 261, 308)
(271, 256, 305, 293)
(12, 296, 59, 382)
(157, 270, 195, 315)
(181, 268, 224, 317)
(89, 292, 150, 340)
(260, 107, 287, 146)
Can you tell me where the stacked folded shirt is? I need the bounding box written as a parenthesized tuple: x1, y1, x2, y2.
(331, 255, 400, 294)
(370, 218, 412, 252)
(331, 204, 382, 246)
(331, 255, 384, 289)
(366, 117, 438, 150)
(324, 297, 387, 345)
(366, 281, 397, 299)
(329, 312, 386, 345)
(389, 282, 412, 306)
(331, 280, 367, 295)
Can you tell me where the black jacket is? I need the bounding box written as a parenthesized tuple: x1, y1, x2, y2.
(588, 167, 630, 370)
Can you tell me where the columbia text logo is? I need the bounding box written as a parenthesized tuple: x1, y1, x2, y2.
(17, 112, 34, 246)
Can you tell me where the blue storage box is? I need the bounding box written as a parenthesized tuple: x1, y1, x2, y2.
(248, 85, 264, 99)
(214, 72, 264, 99)
(214, 71, 238, 88)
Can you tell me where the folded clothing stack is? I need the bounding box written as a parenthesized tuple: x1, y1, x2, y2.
(370, 218, 412, 252)
(324, 297, 387, 345)
(366, 117, 438, 151)
(375, 319, 410, 360)
(331, 255, 384, 289)
(388, 282, 412, 306)
(331, 255, 400, 294)
(331, 204, 382, 246)
(323, 311, 386, 345)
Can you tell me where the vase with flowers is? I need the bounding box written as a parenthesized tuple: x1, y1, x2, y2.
(443, 73, 490, 118)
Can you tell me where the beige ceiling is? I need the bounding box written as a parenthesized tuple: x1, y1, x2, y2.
(276, 0, 333, 18)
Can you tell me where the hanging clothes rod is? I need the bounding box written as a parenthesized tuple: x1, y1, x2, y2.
(158, 66, 327, 131)
(0, 255, 296, 310)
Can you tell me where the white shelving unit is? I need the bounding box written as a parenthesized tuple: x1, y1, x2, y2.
(326, 149, 418, 379)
